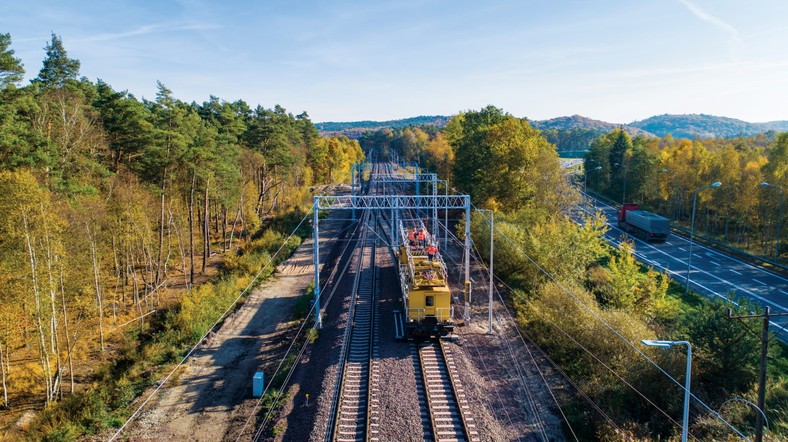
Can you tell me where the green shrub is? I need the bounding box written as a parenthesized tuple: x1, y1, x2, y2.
(41, 423, 78, 442)
(306, 328, 318, 344)
(292, 293, 314, 319)
(27, 390, 112, 440)
(268, 207, 312, 239)
(110, 376, 136, 409)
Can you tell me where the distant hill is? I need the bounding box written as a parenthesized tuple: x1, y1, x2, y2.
(532, 115, 654, 138)
(629, 114, 788, 139)
(315, 115, 450, 134)
(317, 113, 788, 148)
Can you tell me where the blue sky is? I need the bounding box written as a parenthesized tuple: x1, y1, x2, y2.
(2, 0, 787, 123)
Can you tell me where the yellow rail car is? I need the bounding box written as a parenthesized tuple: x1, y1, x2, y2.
(396, 225, 454, 339)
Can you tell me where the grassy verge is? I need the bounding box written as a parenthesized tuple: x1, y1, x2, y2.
(664, 279, 710, 314)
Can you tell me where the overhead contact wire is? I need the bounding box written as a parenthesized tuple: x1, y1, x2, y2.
(465, 201, 747, 439)
(109, 205, 314, 441)
(467, 238, 551, 440)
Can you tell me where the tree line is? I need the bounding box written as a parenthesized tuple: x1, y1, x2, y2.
(0, 31, 363, 425)
(585, 129, 787, 259)
(364, 107, 786, 439)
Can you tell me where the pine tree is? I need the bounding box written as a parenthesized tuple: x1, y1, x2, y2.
(0, 33, 24, 89)
(34, 33, 80, 88)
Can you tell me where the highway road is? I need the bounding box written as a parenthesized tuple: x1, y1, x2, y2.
(580, 195, 788, 340)
(561, 158, 584, 169)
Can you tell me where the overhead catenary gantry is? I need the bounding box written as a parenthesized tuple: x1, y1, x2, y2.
(368, 172, 442, 242)
(312, 191, 472, 329)
(350, 162, 370, 221)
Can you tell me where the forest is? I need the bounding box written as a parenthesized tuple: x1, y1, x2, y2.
(629, 114, 788, 139)
(2, 27, 788, 441)
(314, 115, 449, 133)
(364, 107, 788, 440)
(585, 129, 787, 261)
(0, 32, 363, 439)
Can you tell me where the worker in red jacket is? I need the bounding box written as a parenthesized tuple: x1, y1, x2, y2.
(426, 243, 437, 262)
(408, 228, 417, 247)
(417, 228, 427, 248)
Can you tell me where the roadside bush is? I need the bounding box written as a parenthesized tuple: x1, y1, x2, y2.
(680, 299, 760, 402)
(519, 281, 683, 437)
(768, 377, 788, 435)
(293, 291, 314, 319)
(224, 228, 300, 277)
(269, 207, 312, 239)
(178, 277, 241, 341)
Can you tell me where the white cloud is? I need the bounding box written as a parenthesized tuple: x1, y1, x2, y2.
(677, 0, 742, 52)
(74, 22, 220, 43)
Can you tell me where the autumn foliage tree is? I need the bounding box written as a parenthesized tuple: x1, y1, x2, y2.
(586, 127, 785, 258)
(0, 32, 365, 431)
(365, 106, 782, 438)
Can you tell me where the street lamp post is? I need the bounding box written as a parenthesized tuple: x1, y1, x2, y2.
(686, 182, 722, 295)
(478, 209, 494, 334)
(642, 340, 692, 442)
(760, 182, 784, 259)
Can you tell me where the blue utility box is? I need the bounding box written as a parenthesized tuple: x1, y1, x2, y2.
(253, 372, 264, 398)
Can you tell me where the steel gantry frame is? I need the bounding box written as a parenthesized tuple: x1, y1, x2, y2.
(350, 162, 371, 221)
(369, 173, 441, 241)
(312, 193, 472, 329)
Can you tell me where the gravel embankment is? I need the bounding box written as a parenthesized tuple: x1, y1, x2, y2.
(269, 214, 568, 441)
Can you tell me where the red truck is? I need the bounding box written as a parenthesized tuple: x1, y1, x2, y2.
(617, 203, 671, 242)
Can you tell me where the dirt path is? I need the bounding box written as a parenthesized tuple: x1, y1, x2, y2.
(126, 194, 349, 442)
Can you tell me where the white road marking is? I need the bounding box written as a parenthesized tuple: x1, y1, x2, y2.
(772, 322, 788, 334)
(581, 197, 788, 338)
(578, 197, 788, 312)
(606, 221, 787, 311)
(678, 247, 686, 252)
(664, 267, 722, 298)
(781, 289, 788, 296)
(588, 196, 788, 283)
(709, 260, 721, 266)
(753, 279, 767, 286)
(729, 269, 742, 275)
(707, 249, 728, 259)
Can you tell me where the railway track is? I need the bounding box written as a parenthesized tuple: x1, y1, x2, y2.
(326, 211, 381, 442)
(418, 340, 480, 442)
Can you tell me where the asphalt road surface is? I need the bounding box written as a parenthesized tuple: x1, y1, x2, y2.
(579, 195, 788, 342)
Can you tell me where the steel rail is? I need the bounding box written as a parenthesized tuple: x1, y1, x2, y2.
(417, 340, 479, 442)
(326, 170, 383, 442)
